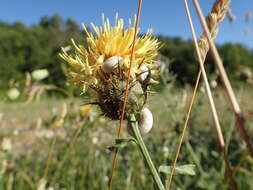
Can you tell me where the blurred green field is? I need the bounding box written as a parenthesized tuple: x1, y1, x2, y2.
(0, 84, 253, 190)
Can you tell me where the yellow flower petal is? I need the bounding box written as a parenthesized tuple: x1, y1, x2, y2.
(59, 14, 160, 90)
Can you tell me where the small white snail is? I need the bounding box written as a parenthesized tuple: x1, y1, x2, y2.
(101, 56, 122, 73)
(138, 64, 149, 82)
(138, 107, 153, 135)
(128, 107, 153, 136)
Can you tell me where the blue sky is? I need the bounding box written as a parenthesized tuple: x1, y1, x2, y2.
(1, 0, 252, 48)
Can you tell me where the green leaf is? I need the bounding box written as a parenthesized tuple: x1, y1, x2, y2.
(159, 164, 196, 176)
(107, 137, 137, 151)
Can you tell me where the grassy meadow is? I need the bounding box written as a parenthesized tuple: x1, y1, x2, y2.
(0, 83, 253, 190)
(0, 2, 253, 189)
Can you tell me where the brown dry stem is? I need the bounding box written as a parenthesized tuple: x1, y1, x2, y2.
(193, 0, 253, 158)
(108, 0, 143, 189)
(185, 1, 237, 189)
(166, 0, 234, 189)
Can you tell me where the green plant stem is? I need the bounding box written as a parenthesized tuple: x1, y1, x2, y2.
(129, 114, 165, 190)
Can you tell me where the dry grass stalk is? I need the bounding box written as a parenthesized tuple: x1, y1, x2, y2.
(197, 0, 230, 60)
(35, 117, 42, 130)
(24, 72, 31, 93)
(43, 103, 68, 180)
(166, 69, 199, 189)
(50, 118, 87, 182)
(60, 103, 68, 119)
(26, 85, 69, 103)
(108, 0, 143, 189)
(192, 0, 253, 158)
(181, 1, 237, 189)
(166, 0, 233, 189)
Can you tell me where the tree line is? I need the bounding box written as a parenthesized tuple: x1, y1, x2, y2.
(0, 14, 252, 90)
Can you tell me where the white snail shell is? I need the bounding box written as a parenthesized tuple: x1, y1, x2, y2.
(101, 56, 122, 73)
(138, 107, 153, 135)
(127, 107, 153, 136)
(138, 64, 149, 82)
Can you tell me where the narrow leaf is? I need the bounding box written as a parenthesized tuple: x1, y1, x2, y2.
(159, 164, 196, 176)
(107, 137, 137, 151)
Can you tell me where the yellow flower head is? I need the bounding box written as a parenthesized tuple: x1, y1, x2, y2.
(60, 14, 161, 120)
(59, 13, 160, 92)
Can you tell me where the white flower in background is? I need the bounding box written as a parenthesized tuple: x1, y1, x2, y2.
(45, 130, 54, 139)
(162, 146, 169, 157)
(104, 176, 109, 182)
(51, 107, 57, 114)
(36, 129, 54, 139)
(1, 138, 12, 152)
(37, 178, 47, 190)
(13, 129, 19, 136)
(32, 69, 49, 81)
(6, 88, 20, 100)
(199, 85, 205, 94)
(210, 80, 217, 88)
(92, 137, 98, 145)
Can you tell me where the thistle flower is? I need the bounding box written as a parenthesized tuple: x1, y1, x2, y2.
(60, 14, 160, 120)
